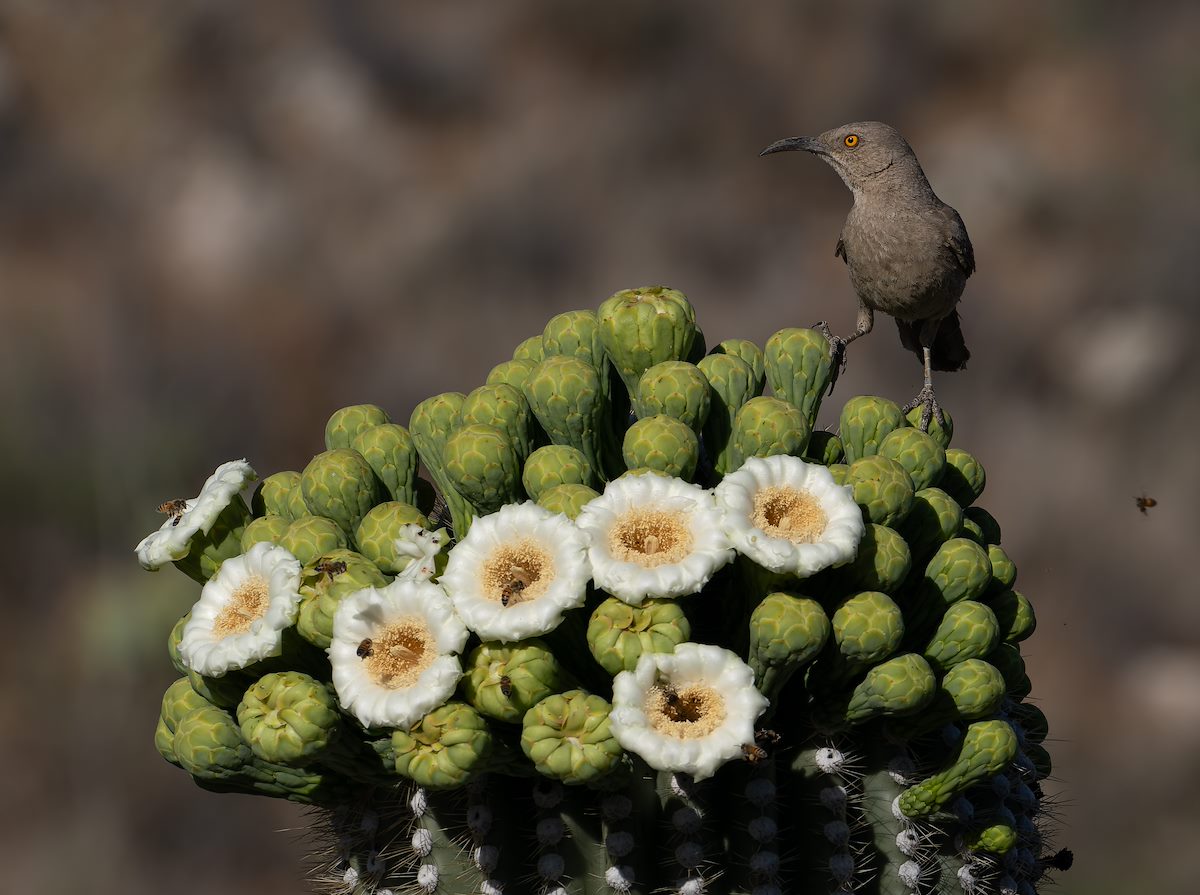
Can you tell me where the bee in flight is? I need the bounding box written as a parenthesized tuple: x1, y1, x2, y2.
(156, 499, 188, 526)
(356, 638, 374, 659)
(741, 743, 768, 764)
(1135, 494, 1157, 516)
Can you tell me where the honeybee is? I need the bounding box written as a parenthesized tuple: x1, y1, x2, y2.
(1045, 847, 1073, 871)
(356, 638, 374, 659)
(498, 675, 513, 698)
(157, 499, 188, 526)
(742, 743, 768, 763)
(1135, 494, 1157, 516)
(755, 728, 781, 746)
(315, 558, 348, 578)
(499, 578, 526, 607)
(660, 687, 683, 712)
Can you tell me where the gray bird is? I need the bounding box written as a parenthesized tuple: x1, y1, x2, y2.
(760, 121, 974, 430)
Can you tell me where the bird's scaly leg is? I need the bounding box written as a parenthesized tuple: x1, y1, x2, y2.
(814, 304, 873, 395)
(902, 346, 946, 432)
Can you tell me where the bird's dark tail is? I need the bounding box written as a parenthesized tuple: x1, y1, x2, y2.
(895, 310, 970, 372)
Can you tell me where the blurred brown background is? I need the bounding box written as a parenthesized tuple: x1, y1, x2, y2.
(2, 1, 1197, 892)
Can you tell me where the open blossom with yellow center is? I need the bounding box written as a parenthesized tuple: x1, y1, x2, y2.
(179, 541, 303, 676)
(439, 502, 589, 642)
(136, 459, 256, 571)
(610, 643, 767, 781)
(575, 474, 733, 605)
(330, 578, 469, 730)
(714, 455, 865, 576)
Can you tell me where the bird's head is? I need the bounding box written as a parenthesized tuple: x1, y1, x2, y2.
(760, 121, 925, 194)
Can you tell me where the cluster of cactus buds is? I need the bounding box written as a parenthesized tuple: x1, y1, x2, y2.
(140, 287, 1067, 894)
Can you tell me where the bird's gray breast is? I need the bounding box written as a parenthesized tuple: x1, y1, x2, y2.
(840, 202, 968, 322)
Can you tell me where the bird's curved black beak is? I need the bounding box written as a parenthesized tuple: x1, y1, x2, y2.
(759, 136, 825, 157)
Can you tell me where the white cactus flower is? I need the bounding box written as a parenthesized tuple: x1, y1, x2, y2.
(136, 459, 257, 570)
(179, 541, 302, 676)
(610, 643, 768, 781)
(439, 502, 589, 642)
(330, 577, 469, 729)
(575, 474, 733, 605)
(714, 455, 864, 576)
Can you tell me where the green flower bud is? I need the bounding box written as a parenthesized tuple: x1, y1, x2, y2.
(588, 597, 691, 676)
(828, 463, 848, 485)
(728, 396, 810, 471)
(878, 426, 947, 492)
(279, 515, 348, 566)
(521, 690, 623, 785)
(597, 286, 698, 397)
(524, 355, 619, 481)
(352, 423, 419, 506)
(964, 506, 1002, 545)
(942, 658, 1007, 719)
(462, 639, 566, 723)
(443, 423, 524, 518)
(161, 676, 213, 737)
(354, 501, 431, 574)
(187, 667, 252, 709)
(237, 671, 341, 765)
(409, 392, 473, 537)
(916, 537, 994, 613)
(696, 353, 761, 477)
(168, 612, 190, 675)
(173, 704, 256, 786)
(905, 403, 953, 449)
(514, 335, 545, 363)
(839, 396, 906, 464)
(622, 415, 699, 480)
(522, 445, 597, 500)
(986, 589, 1036, 643)
(804, 430, 844, 466)
(986, 643, 1031, 699)
(986, 544, 1017, 594)
(392, 701, 493, 789)
(896, 487, 963, 562)
(487, 358, 538, 394)
(297, 549, 388, 650)
(843, 653, 937, 725)
(635, 361, 711, 432)
(966, 823, 1018, 856)
(252, 471, 309, 521)
(817, 523, 911, 596)
(542, 309, 608, 367)
(240, 514, 290, 551)
(959, 515, 986, 545)
(460, 383, 534, 463)
(300, 449, 381, 539)
(1010, 702, 1048, 743)
(710, 338, 766, 392)
(923, 600, 1001, 672)
(845, 455, 915, 527)
(764, 327, 834, 428)
(899, 719, 1018, 817)
(827, 591, 906, 681)
(941, 448, 986, 508)
(537, 483, 600, 519)
(325, 404, 389, 451)
(748, 592, 830, 701)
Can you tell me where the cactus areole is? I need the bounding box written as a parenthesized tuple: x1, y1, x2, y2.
(139, 288, 1068, 895)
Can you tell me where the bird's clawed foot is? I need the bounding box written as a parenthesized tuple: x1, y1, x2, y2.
(814, 321, 848, 396)
(902, 383, 946, 433)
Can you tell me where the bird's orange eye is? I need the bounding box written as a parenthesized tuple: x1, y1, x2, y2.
(844, 134, 860, 148)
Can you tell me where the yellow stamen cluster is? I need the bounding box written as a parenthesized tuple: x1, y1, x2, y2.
(213, 575, 270, 637)
(646, 684, 726, 740)
(609, 509, 693, 568)
(364, 618, 435, 688)
(752, 486, 827, 543)
(481, 540, 555, 605)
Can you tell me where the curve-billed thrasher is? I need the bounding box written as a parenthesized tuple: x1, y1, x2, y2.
(760, 121, 974, 430)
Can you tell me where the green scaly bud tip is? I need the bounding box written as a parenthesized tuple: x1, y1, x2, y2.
(896, 487, 963, 562)
(300, 449, 381, 539)
(710, 337, 766, 391)
(986, 589, 1037, 643)
(351, 423, 419, 506)
(878, 426, 947, 492)
(537, 483, 601, 519)
(279, 515, 348, 566)
(597, 286, 697, 396)
(748, 592, 830, 697)
(443, 423, 524, 516)
(237, 671, 341, 765)
(240, 514, 290, 551)
(392, 701, 493, 789)
(804, 430, 845, 466)
(635, 360, 712, 432)
(941, 658, 1007, 719)
(838, 395, 906, 464)
(622, 414, 700, 480)
(905, 402, 953, 448)
(251, 471, 308, 521)
(354, 501, 431, 574)
(486, 358, 538, 394)
(899, 719, 1018, 817)
(324, 404, 390, 452)
(763, 327, 834, 427)
(522, 444, 597, 500)
(462, 639, 566, 723)
(520, 689, 624, 785)
(588, 597, 691, 676)
(843, 652, 937, 725)
(845, 455, 916, 527)
(728, 396, 811, 472)
(923, 600, 1001, 673)
(513, 334, 546, 363)
(941, 448, 986, 508)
